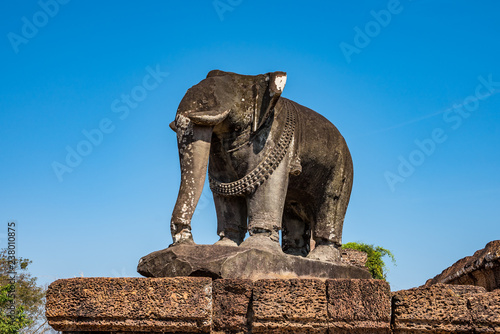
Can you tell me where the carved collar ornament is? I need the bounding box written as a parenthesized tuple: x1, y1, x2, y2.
(209, 105, 297, 196)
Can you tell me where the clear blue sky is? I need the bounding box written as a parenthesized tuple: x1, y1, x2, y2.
(1, 0, 499, 291)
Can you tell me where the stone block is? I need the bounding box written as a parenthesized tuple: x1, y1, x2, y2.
(212, 279, 253, 333)
(251, 279, 328, 333)
(327, 279, 391, 333)
(341, 248, 368, 268)
(468, 288, 500, 333)
(392, 283, 486, 333)
(46, 277, 212, 333)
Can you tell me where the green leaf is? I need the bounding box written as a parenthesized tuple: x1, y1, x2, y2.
(342, 242, 396, 281)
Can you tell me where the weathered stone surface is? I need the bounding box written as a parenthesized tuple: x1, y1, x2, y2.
(392, 283, 486, 333)
(212, 279, 253, 333)
(138, 244, 242, 279)
(169, 71, 353, 264)
(48, 276, 500, 333)
(46, 277, 212, 333)
(341, 248, 368, 268)
(468, 288, 500, 333)
(327, 279, 391, 333)
(137, 244, 372, 280)
(251, 279, 328, 333)
(426, 240, 500, 291)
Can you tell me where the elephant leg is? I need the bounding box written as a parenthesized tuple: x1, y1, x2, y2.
(282, 201, 311, 257)
(240, 153, 290, 252)
(282, 217, 310, 257)
(213, 194, 247, 246)
(307, 149, 353, 262)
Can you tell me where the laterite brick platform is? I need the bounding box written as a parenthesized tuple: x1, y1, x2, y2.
(46, 277, 391, 333)
(46, 277, 500, 333)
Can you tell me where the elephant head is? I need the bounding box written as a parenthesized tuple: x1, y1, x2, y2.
(170, 70, 287, 245)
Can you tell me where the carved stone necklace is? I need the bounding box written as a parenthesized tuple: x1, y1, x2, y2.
(209, 105, 297, 196)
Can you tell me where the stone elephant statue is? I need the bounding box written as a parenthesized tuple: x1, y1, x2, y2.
(169, 70, 353, 262)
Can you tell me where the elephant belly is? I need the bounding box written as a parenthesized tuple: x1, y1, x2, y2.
(285, 98, 352, 214)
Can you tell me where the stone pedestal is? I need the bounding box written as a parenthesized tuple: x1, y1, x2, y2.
(137, 244, 372, 280)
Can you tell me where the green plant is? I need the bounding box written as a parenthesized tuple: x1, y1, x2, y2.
(342, 242, 396, 280)
(0, 250, 45, 333)
(0, 283, 32, 333)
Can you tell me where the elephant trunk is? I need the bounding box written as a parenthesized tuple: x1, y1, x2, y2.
(170, 114, 216, 245)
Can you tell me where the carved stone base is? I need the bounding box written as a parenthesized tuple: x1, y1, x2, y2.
(137, 244, 372, 280)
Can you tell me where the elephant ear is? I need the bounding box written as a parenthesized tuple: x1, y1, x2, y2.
(253, 71, 287, 132)
(207, 69, 230, 78)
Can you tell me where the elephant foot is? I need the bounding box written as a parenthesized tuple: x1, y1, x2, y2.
(240, 234, 282, 254)
(170, 229, 195, 247)
(214, 237, 239, 247)
(307, 244, 341, 263)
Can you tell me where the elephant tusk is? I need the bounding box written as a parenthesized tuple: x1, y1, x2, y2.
(187, 109, 230, 126)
